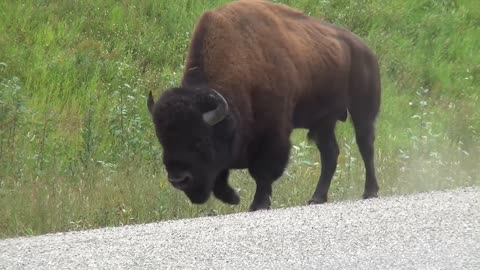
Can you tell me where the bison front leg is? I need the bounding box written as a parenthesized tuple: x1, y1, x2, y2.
(248, 134, 291, 211)
(213, 170, 240, 205)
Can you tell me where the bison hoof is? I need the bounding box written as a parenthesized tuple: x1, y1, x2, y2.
(224, 192, 241, 205)
(307, 198, 327, 205)
(308, 194, 328, 205)
(362, 191, 378, 200)
(214, 190, 240, 205)
(248, 202, 271, 212)
(214, 187, 240, 205)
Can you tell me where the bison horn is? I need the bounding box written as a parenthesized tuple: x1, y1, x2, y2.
(203, 89, 228, 126)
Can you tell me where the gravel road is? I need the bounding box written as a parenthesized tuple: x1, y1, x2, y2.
(1, 187, 479, 269)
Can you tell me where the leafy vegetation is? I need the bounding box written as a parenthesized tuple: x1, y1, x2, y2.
(1, 0, 479, 239)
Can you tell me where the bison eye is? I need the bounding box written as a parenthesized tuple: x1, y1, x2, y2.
(164, 160, 190, 171)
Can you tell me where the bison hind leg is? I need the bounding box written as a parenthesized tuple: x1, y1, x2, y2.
(350, 112, 380, 200)
(307, 119, 340, 205)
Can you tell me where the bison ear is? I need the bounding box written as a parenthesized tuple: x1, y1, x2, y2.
(147, 91, 155, 115)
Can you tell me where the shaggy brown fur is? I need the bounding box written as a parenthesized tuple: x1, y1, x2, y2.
(148, 0, 381, 211)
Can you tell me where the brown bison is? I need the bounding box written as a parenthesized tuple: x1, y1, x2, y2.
(147, 0, 381, 211)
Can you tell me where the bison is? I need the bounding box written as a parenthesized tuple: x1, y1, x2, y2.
(147, 0, 381, 211)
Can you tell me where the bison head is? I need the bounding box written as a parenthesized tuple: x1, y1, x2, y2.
(147, 87, 236, 204)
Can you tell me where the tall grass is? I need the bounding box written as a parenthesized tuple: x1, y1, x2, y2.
(1, 0, 479, 239)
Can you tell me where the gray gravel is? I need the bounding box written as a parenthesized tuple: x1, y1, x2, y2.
(1, 187, 479, 269)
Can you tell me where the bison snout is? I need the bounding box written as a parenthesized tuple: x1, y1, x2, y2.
(168, 172, 193, 190)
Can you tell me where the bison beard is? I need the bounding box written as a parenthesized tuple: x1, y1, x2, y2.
(147, 0, 381, 211)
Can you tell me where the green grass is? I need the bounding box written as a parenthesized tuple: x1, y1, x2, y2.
(1, 0, 479, 239)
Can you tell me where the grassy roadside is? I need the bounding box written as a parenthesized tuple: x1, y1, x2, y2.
(1, 0, 479, 239)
